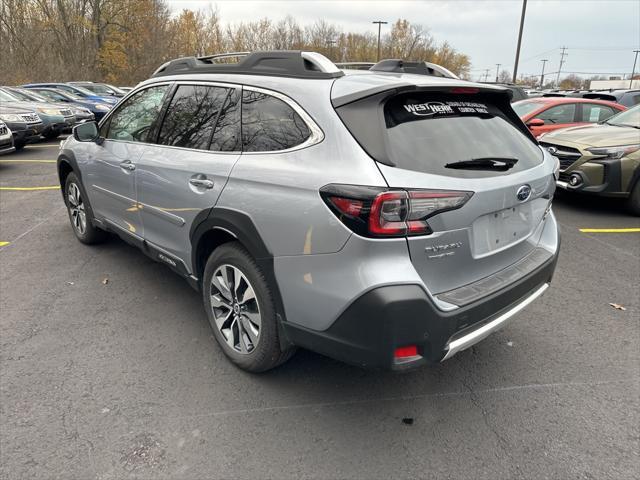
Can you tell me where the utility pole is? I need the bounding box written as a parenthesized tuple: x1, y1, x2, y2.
(372, 21, 388, 62)
(540, 59, 548, 89)
(555, 46, 568, 88)
(483, 69, 490, 82)
(327, 39, 336, 61)
(630, 50, 640, 89)
(495, 63, 501, 82)
(512, 0, 527, 83)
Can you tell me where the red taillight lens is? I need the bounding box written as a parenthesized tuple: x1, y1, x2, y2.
(369, 191, 409, 235)
(450, 87, 479, 94)
(320, 185, 472, 238)
(330, 196, 363, 217)
(394, 345, 418, 359)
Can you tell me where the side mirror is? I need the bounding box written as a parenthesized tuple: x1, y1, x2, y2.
(527, 118, 545, 127)
(73, 121, 101, 143)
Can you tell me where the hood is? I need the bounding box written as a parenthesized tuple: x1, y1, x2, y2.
(1, 100, 65, 114)
(541, 123, 640, 147)
(0, 105, 37, 115)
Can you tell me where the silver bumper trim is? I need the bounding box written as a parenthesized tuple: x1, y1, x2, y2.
(441, 283, 549, 361)
(555, 180, 568, 189)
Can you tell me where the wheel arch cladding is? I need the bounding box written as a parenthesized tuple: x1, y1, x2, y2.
(57, 149, 79, 200)
(191, 207, 291, 336)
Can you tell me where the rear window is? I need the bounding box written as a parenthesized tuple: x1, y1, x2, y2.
(383, 92, 542, 177)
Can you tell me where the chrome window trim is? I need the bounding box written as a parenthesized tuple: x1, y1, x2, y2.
(99, 79, 324, 155)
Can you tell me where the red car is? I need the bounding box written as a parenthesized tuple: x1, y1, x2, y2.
(512, 97, 627, 138)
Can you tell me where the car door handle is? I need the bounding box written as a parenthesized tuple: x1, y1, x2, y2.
(189, 178, 214, 189)
(120, 161, 136, 171)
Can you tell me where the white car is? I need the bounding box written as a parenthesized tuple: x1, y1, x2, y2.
(0, 120, 15, 155)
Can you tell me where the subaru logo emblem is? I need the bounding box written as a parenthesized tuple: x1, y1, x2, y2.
(516, 185, 531, 202)
(547, 146, 558, 155)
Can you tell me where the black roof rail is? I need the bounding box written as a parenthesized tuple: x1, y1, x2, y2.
(152, 51, 344, 79)
(370, 59, 459, 79)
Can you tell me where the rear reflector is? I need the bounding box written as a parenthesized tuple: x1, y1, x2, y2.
(394, 345, 418, 358)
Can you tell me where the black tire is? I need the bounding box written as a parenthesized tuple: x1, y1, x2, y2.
(627, 180, 640, 216)
(44, 131, 60, 140)
(64, 172, 107, 244)
(202, 242, 295, 372)
(13, 142, 25, 151)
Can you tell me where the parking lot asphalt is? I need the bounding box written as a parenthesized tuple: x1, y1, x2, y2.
(1, 138, 639, 480)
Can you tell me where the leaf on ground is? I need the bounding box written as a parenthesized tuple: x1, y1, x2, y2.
(102, 278, 109, 285)
(609, 303, 626, 311)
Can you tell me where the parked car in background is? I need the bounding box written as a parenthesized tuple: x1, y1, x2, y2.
(3, 87, 95, 124)
(540, 105, 640, 214)
(0, 120, 15, 155)
(25, 87, 109, 121)
(513, 97, 626, 138)
(581, 89, 640, 108)
(0, 105, 44, 150)
(0, 88, 74, 139)
(68, 81, 126, 97)
(481, 82, 528, 102)
(22, 82, 119, 105)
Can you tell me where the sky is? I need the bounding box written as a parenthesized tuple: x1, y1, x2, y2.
(166, 0, 640, 81)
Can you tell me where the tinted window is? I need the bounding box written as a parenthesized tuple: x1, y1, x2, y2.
(210, 89, 241, 152)
(241, 91, 310, 152)
(157, 85, 229, 150)
(382, 92, 542, 178)
(535, 104, 576, 124)
(106, 85, 168, 142)
(580, 104, 616, 122)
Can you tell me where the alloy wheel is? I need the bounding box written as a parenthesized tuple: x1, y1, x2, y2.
(210, 264, 261, 354)
(67, 182, 87, 235)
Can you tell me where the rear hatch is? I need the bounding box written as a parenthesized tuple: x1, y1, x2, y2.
(334, 83, 555, 298)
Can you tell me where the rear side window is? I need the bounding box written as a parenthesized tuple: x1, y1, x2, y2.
(241, 91, 310, 152)
(383, 92, 542, 177)
(157, 85, 230, 150)
(580, 104, 616, 122)
(210, 89, 241, 152)
(534, 104, 576, 124)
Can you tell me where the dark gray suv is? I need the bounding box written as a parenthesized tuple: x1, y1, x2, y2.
(58, 51, 560, 372)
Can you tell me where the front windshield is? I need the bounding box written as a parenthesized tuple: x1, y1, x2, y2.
(16, 89, 48, 102)
(605, 105, 640, 128)
(3, 88, 32, 101)
(85, 83, 112, 94)
(70, 85, 99, 97)
(0, 90, 20, 102)
(512, 101, 543, 117)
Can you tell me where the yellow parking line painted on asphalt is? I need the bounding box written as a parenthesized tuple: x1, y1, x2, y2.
(0, 242, 9, 247)
(0, 186, 60, 191)
(0, 159, 56, 163)
(579, 228, 640, 233)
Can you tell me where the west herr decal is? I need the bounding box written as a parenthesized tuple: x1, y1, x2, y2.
(403, 101, 489, 117)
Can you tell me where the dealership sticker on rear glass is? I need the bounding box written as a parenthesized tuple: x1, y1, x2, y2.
(403, 101, 489, 117)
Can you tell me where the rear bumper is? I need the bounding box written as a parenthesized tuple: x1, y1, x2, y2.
(281, 247, 558, 371)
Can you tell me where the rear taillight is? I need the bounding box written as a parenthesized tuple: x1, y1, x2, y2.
(321, 184, 472, 238)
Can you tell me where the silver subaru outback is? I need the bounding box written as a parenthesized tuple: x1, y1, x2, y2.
(58, 51, 560, 372)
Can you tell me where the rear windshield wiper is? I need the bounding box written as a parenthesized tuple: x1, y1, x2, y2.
(445, 157, 518, 171)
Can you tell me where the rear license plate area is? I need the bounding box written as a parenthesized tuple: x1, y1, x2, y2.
(471, 203, 535, 257)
